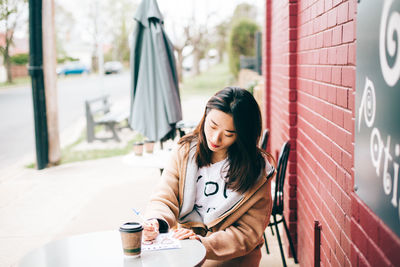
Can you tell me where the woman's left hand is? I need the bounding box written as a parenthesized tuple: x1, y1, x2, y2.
(172, 228, 200, 241)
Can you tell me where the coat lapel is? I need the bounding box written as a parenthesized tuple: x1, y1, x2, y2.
(178, 143, 199, 222)
(206, 174, 268, 228)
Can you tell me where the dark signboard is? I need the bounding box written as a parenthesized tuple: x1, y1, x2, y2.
(355, 0, 400, 238)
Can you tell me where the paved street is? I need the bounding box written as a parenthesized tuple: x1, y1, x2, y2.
(0, 72, 131, 171)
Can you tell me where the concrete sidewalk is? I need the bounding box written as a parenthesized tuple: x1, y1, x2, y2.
(0, 155, 298, 267)
(0, 94, 298, 267)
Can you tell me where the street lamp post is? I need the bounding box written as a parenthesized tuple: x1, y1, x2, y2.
(28, 0, 49, 169)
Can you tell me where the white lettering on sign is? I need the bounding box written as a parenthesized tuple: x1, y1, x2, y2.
(358, 77, 376, 132)
(358, 77, 400, 221)
(392, 160, 399, 207)
(370, 127, 384, 176)
(380, 0, 400, 87)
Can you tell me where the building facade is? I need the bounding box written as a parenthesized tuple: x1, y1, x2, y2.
(263, 0, 400, 266)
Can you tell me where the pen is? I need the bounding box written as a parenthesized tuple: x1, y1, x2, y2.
(132, 208, 145, 222)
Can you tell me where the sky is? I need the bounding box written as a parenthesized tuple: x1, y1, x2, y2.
(55, 0, 264, 64)
(12, 0, 264, 43)
(59, 0, 264, 43)
(157, 0, 264, 25)
(159, 0, 264, 45)
(61, 0, 263, 22)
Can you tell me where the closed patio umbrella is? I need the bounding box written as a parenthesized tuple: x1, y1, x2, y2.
(129, 0, 182, 142)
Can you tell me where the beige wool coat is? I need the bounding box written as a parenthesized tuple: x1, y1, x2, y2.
(144, 142, 274, 266)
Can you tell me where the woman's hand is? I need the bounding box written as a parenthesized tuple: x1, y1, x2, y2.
(142, 219, 159, 241)
(172, 228, 200, 241)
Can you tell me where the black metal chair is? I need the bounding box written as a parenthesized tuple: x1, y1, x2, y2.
(261, 129, 270, 151)
(260, 129, 273, 255)
(263, 141, 298, 267)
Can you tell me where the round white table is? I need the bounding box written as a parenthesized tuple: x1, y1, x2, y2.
(122, 150, 172, 174)
(19, 231, 206, 267)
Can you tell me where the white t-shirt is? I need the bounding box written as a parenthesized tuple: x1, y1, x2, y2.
(194, 158, 242, 224)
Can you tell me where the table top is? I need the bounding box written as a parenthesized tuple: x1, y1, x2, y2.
(122, 149, 172, 170)
(18, 231, 206, 267)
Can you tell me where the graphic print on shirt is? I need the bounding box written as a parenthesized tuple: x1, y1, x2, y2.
(204, 181, 219, 196)
(194, 158, 242, 223)
(223, 183, 228, 199)
(207, 207, 216, 213)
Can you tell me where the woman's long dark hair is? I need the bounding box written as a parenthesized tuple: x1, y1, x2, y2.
(179, 87, 270, 193)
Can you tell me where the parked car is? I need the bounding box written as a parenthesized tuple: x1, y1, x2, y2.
(104, 61, 123, 74)
(57, 62, 90, 76)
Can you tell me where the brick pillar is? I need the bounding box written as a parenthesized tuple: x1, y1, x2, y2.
(265, 0, 299, 258)
(264, 0, 272, 134)
(287, 0, 298, 257)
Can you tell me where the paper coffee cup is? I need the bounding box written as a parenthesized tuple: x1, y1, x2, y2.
(133, 142, 144, 156)
(119, 222, 143, 257)
(144, 141, 155, 153)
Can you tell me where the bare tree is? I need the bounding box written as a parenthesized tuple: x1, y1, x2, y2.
(0, 0, 28, 83)
(186, 18, 210, 76)
(170, 14, 213, 79)
(86, 1, 102, 73)
(164, 5, 219, 80)
(104, 0, 136, 63)
(54, 2, 75, 61)
(80, 0, 136, 72)
(171, 24, 190, 83)
(214, 21, 229, 63)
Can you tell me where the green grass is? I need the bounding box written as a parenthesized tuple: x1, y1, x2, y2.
(0, 76, 30, 88)
(60, 140, 136, 164)
(26, 127, 144, 168)
(25, 162, 36, 169)
(180, 61, 234, 97)
(59, 127, 144, 165)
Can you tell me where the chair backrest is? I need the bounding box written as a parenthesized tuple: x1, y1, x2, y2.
(260, 129, 270, 151)
(272, 141, 291, 215)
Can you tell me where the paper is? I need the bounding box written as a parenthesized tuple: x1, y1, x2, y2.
(141, 232, 181, 251)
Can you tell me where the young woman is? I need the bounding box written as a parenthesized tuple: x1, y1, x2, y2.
(143, 87, 275, 266)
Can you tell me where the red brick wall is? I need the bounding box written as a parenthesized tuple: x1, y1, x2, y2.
(264, 0, 299, 255)
(264, 0, 400, 266)
(296, 0, 355, 265)
(11, 65, 28, 78)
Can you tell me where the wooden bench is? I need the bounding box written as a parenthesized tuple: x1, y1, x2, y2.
(85, 95, 129, 142)
(176, 120, 198, 137)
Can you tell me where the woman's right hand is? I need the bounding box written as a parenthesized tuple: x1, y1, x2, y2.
(142, 219, 159, 241)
